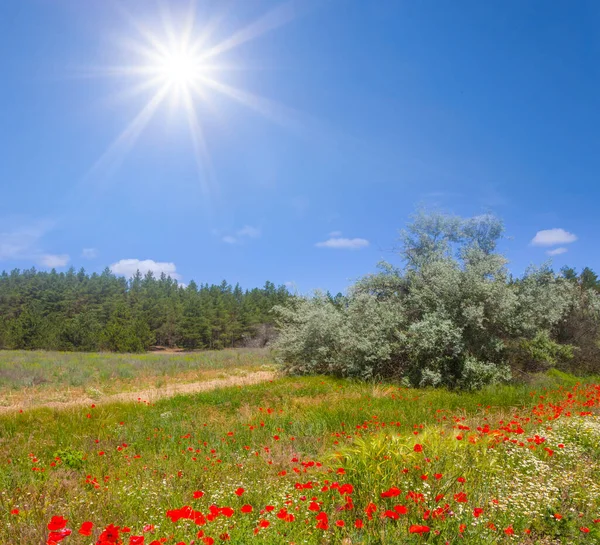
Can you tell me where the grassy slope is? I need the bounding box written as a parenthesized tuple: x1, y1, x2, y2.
(0, 356, 599, 544)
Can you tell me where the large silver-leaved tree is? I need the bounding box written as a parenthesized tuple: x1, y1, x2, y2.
(273, 211, 598, 389)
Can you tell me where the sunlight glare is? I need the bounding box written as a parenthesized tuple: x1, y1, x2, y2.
(156, 51, 201, 87)
(84, 0, 304, 198)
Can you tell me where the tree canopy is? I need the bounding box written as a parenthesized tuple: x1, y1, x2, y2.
(0, 267, 290, 352)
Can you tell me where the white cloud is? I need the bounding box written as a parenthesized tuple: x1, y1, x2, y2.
(328, 230, 343, 238)
(221, 225, 261, 245)
(110, 259, 181, 280)
(237, 225, 261, 238)
(547, 247, 568, 256)
(531, 228, 577, 247)
(316, 236, 370, 250)
(39, 254, 70, 268)
(0, 223, 48, 261)
(0, 221, 69, 268)
(82, 248, 98, 259)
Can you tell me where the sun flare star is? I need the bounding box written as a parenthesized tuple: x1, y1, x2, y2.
(85, 0, 298, 198)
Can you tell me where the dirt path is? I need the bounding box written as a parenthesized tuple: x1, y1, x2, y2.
(0, 371, 276, 413)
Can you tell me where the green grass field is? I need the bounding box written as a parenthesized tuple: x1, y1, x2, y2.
(1, 352, 600, 544)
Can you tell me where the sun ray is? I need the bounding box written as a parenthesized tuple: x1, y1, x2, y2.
(200, 0, 297, 61)
(199, 76, 305, 133)
(100, 76, 167, 108)
(113, 3, 172, 59)
(85, 84, 170, 185)
(181, 87, 219, 208)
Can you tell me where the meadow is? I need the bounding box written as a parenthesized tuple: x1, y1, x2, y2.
(1, 351, 600, 544)
(0, 349, 274, 410)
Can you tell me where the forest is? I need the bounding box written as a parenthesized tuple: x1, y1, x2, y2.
(0, 268, 290, 352)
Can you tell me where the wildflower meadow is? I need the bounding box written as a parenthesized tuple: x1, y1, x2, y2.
(1, 352, 599, 544)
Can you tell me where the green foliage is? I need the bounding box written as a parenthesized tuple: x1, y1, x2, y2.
(0, 268, 290, 352)
(53, 448, 85, 470)
(274, 211, 600, 388)
(510, 331, 574, 372)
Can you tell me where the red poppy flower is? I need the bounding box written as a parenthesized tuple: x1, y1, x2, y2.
(355, 519, 364, 529)
(234, 487, 245, 497)
(316, 512, 329, 530)
(409, 525, 430, 534)
(241, 504, 253, 513)
(97, 523, 121, 544)
(219, 507, 234, 517)
(365, 502, 377, 520)
(48, 528, 71, 543)
(383, 510, 399, 520)
(413, 444, 423, 452)
(78, 522, 93, 536)
(193, 491, 204, 499)
(381, 487, 401, 498)
(48, 516, 68, 531)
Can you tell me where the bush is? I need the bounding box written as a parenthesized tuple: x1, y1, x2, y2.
(508, 331, 574, 373)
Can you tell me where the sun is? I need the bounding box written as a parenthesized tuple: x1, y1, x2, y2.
(155, 51, 203, 88)
(85, 1, 299, 196)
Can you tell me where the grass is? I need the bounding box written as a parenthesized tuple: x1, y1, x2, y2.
(0, 352, 599, 544)
(0, 349, 275, 409)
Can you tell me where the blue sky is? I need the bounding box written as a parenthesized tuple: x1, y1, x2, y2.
(1, 0, 598, 294)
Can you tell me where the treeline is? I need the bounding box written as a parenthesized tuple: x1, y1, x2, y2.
(273, 212, 600, 389)
(0, 267, 290, 352)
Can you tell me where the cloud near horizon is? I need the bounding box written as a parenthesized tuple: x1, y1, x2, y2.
(531, 228, 577, 247)
(40, 254, 70, 268)
(110, 259, 182, 281)
(0, 221, 70, 268)
(316, 236, 369, 250)
(0, 222, 48, 261)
